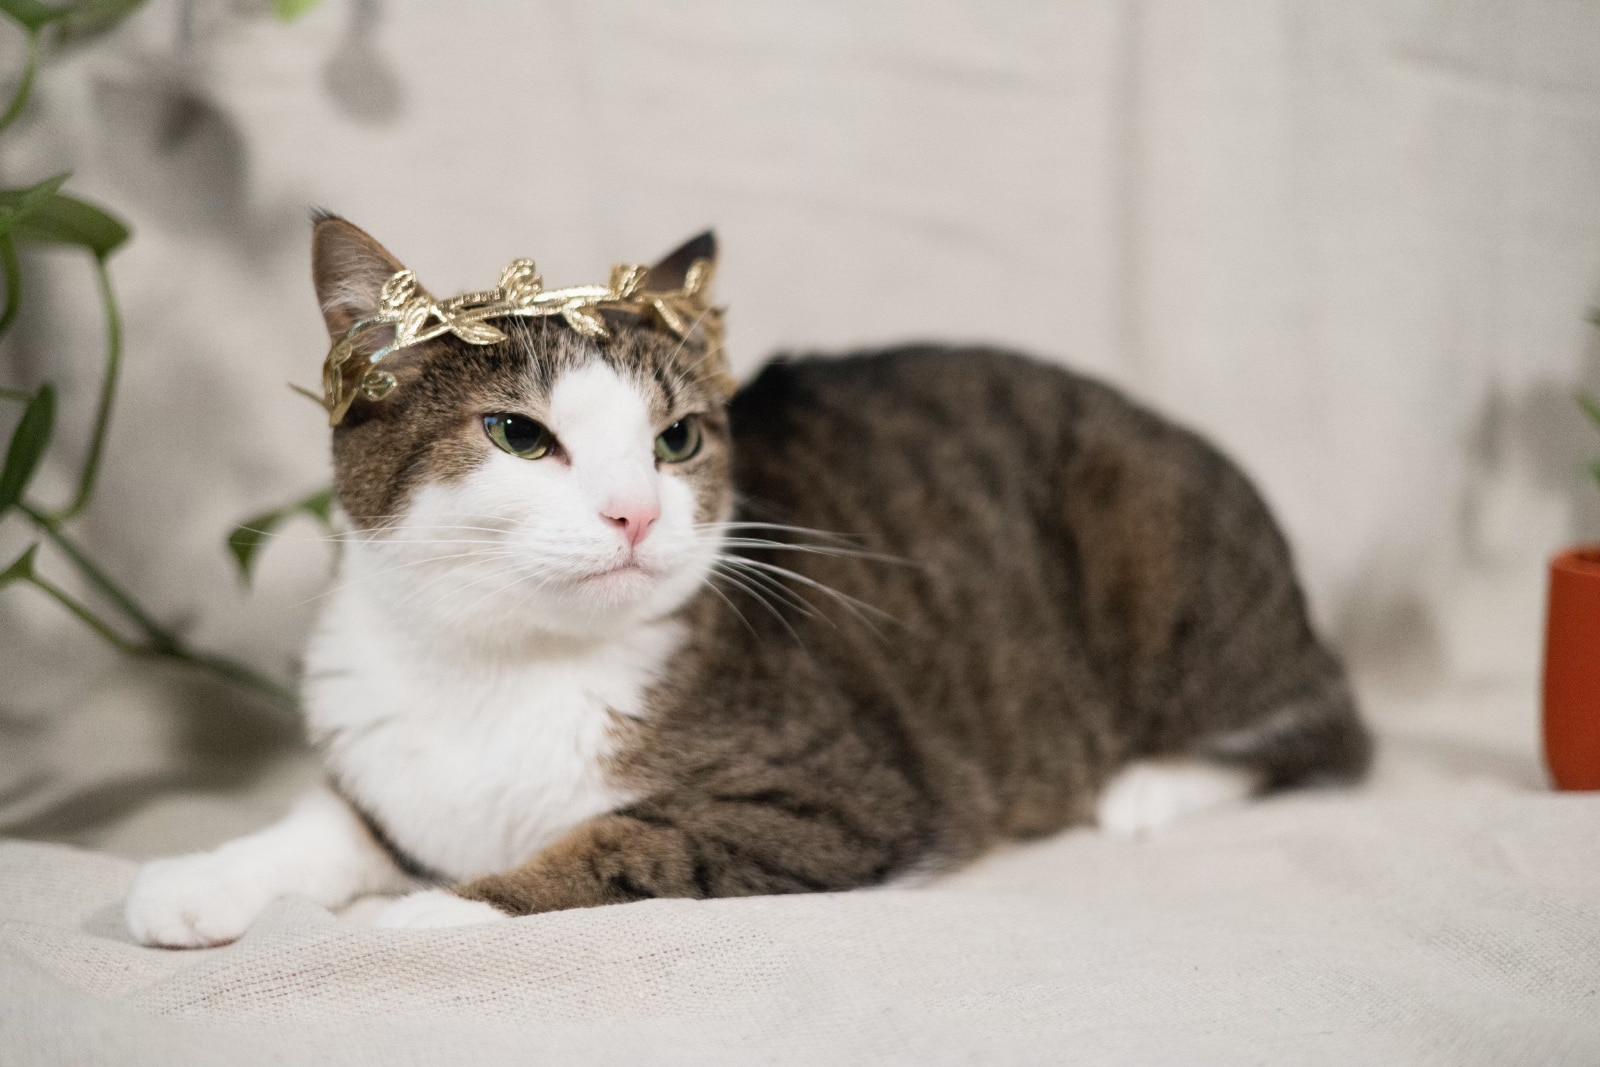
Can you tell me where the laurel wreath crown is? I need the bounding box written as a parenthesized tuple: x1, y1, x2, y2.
(320, 256, 729, 426)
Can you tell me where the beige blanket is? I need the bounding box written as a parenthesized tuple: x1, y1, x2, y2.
(3, 2, 1597, 1062)
(2, 678, 1597, 1067)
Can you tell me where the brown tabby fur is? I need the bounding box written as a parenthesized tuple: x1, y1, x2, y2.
(312, 217, 1372, 916)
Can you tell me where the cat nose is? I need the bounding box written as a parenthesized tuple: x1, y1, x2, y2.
(601, 499, 660, 547)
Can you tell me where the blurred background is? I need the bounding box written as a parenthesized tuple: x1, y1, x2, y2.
(2, 0, 1598, 855)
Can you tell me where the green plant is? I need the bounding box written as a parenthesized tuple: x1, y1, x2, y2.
(226, 486, 333, 585)
(1578, 392, 1600, 488)
(0, 0, 324, 711)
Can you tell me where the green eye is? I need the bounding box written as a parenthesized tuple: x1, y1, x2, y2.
(654, 416, 702, 463)
(484, 413, 554, 459)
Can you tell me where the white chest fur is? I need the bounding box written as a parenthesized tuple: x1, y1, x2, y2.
(301, 577, 680, 882)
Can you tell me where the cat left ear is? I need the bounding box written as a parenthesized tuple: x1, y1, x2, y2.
(644, 230, 717, 292)
(311, 211, 411, 340)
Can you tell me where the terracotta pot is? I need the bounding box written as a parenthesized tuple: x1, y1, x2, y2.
(1543, 546, 1600, 790)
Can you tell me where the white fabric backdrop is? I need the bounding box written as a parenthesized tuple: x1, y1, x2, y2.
(6, 0, 1599, 702)
(2, 4, 1599, 1062)
(0, 0, 1594, 833)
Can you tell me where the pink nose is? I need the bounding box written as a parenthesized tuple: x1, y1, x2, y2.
(602, 499, 660, 547)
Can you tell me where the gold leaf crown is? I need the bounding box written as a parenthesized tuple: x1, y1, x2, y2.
(321, 255, 730, 426)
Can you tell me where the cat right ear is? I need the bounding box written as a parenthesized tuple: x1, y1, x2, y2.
(644, 230, 717, 292)
(310, 212, 409, 339)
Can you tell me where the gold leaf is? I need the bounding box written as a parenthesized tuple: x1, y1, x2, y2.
(360, 371, 397, 400)
(609, 264, 648, 299)
(325, 337, 354, 371)
(498, 259, 542, 305)
(651, 297, 690, 337)
(682, 258, 714, 296)
(379, 269, 417, 311)
(562, 306, 609, 337)
(451, 320, 508, 345)
(396, 301, 432, 344)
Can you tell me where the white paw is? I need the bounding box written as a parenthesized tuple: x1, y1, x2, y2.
(374, 889, 509, 930)
(1096, 759, 1258, 838)
(124, 850, 278, 948)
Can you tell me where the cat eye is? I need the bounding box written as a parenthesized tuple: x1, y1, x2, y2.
(484, 413, 554, 460)
(654, 417, 702, 464)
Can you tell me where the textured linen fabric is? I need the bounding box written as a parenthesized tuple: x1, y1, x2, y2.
(2, 1, 1599, 1063)
(2, 679, 1597, 1067)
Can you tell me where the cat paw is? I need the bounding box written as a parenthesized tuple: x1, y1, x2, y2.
(374, 889, 509, 930)
(124, 851, 277, 948)
(1096, 759, 1257, 838)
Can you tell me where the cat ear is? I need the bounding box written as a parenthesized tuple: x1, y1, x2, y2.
(644, 230, 717, 291)
(310, 212, 410, 339)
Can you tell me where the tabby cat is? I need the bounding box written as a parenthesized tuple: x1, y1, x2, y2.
(124, 218, 1370, 946)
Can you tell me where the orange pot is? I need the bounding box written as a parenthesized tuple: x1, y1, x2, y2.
(1543, 546, 1600, 790)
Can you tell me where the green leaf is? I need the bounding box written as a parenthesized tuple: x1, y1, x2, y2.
(1578, 393, 1600, 434)
(0, 178, 131, 259)
(0, 383, 54, 517)
(228, 486, 334, 584)
(0, 0, 71, 31)
(300, 486, 334, 523)
(0, 543, 39, 586)
(12, 192, 130, 257)
(272, 0, 321, 20)
(53, 0, 148, 43)
(0, 27, 40, 137)
(0, 173, 70, 238)
(226, 525, 272, 586)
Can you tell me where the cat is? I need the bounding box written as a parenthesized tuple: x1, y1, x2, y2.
(124, 217, 1371, 947)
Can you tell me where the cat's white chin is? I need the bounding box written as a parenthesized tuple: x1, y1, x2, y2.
(572, 558, 665, 599)
(580, 560, 654, 582)
(552, 547, 717, 635)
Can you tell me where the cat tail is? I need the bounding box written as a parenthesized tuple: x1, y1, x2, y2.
(1193, 671, 1374, 790)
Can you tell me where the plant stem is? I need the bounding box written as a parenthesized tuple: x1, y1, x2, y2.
(178, 648, 297, 708)
(48, 256, 121, 522)
(0, 30, 39, 136)
(21, 570, 142, 655)
(16, 500, 298, 710)
(27, 570, 297, 707)
(0, 234, 18, 338)
(19, 500, 169, 645)
(0, 12, 296, 715)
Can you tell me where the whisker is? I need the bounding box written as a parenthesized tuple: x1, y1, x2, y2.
(715, 558, 846, 641)
(665, 305, 714, 368)
(716, 537, 910, 566)
(714, 558, 816, 620)
(718, 555, 895, 638)
(440, 559, 554, 617)
(288, 547, 521, 607)
(710, 565, 804, 645)
(232, 526, 513, 547)
(702, 577, 759, 639)
(697, 520, 861, 542)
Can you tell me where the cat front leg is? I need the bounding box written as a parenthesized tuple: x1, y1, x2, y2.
(125, 786, 412, 948)
(377, 789, 913, 926)
(371, 814, 685, 929)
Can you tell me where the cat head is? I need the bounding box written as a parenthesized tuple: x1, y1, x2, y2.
(310, 215, 734, 643)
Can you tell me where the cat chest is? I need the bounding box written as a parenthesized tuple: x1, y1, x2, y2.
(323, 679, 635, 883)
